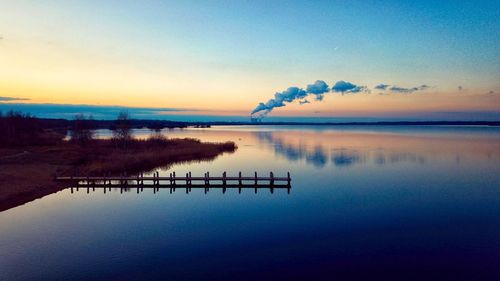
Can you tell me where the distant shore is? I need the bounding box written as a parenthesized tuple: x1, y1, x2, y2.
(208, 120, 500, 126)
(15, 118, 500, 131)
(0, 138, 236, 212)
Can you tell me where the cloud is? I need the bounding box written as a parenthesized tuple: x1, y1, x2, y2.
(306, 80, 330, 101)
(373, 84, 430, 94)
(299, 99, 310, 105)
(331, 81, 367, 94)
(0, 96, 30, 101)
(388, 84, 429, 93)
(375, 84, 390, 90)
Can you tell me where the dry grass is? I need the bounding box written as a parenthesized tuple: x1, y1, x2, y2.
(0, 137, 236, 211)
(75, 137, 236, 175)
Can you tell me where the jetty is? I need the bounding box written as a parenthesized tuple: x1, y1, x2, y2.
(56, 171, 292, 194)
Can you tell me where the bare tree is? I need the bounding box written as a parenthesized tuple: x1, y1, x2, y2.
(70, 114, 95, 144)
(113, 111, 132, 147)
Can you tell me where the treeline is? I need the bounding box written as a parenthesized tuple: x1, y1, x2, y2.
(0, 111, 66, 146)
(0, 110, 192, 147)
(64, 118, 191, 130)
(22, 117, 191, 130)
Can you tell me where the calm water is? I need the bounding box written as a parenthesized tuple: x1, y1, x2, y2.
(1, 126, 499, 280)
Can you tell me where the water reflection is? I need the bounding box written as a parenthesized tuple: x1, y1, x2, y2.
(257, 132, 330, 167)
(306, 146, 328, 168)
(254, 130, 495, 168)
(331, 149, 364, 167)
(1, 126, 500, 281)
(375, 151, 427, 165)
(256, 131, 392, 168)
(68, 184, 291, 195)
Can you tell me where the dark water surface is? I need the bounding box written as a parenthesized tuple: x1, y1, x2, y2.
(1, 126, 499, 280)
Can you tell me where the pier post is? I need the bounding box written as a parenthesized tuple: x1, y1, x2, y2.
(206, 172, 210, 185)
(173, 172, 176, 186)
(238, 171, 242, 185)
(254, 171, 257, 185)
(223, 171, 227, 186)
(270, 172, 274, 186)
(287, 172, 291, 186)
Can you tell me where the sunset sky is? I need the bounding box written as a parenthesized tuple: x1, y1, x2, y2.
(0, 0, 499, 121)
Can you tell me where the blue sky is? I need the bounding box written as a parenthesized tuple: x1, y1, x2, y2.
(0, 0, 499, 121)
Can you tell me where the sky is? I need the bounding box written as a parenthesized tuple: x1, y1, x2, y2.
(0, 0, 499, 121)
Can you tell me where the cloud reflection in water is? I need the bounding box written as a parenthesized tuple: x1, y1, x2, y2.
(255, 131, 427, 168)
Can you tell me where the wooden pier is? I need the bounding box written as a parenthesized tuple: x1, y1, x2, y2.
(56, 171, 292, 194)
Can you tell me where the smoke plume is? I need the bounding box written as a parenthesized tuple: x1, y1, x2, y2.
(250, 80, 427, 119)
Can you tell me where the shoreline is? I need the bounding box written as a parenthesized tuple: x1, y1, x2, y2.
(0, 138, 236, 212)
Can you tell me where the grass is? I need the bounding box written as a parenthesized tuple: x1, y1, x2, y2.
(0, 136, 236, 211)
(73, 137, 236, 175)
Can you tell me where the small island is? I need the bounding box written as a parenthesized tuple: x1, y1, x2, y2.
(0, 111, 236, 212)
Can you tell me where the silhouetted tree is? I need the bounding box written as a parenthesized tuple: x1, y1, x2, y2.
(70, 114, 95, 144)
(113, 111, 132, 148)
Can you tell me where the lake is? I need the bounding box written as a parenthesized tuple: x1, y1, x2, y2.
(1, 125, 499, 280)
